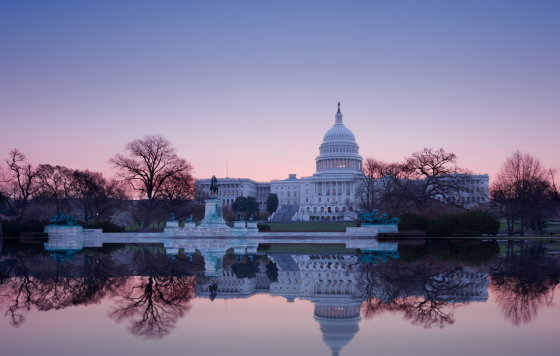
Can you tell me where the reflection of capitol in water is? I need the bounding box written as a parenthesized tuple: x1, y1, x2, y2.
(196, 254, 490, 356)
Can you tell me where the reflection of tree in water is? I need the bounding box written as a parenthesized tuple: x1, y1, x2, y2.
(0, 245, 201, 339)
(108, 245, 196, 339)
(490, 242, 560, 326)
(357, 257, 485, 329)
(0, 249, 120, 327)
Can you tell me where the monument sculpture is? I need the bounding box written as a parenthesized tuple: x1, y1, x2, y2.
(198, 175, 229, 230)
(358, 209, 400, 225)
(168, 213, 177, 221)
(209, 175, 219, 197)
(50, 210, 78, 226)
(357, 209, 400, 233)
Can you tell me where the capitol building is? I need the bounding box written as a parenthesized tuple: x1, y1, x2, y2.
(196, 104, 489, 221)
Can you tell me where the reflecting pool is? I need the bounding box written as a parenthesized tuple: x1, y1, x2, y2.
(1, 238, 559, 356)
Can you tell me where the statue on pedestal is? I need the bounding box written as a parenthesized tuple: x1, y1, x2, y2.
(168, 212, 177, 221)
(235, 213, 244, 221)
(209, 175, 219, 197)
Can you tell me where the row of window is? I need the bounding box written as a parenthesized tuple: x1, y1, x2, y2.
(320, 146, 358, 154)
(317, 159, 362, 170)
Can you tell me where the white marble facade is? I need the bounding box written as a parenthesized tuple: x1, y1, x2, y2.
(195, 104, 490, 219)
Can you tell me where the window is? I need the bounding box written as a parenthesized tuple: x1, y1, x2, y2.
(328, 207, 332, 213)
(313, 207, 317, 213)
(335, 207, 339, 213)
(319, 198, 321, 202)
(306, 198, 308, 203)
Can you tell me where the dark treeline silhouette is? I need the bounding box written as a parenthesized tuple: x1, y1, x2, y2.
(490, 151, 560, 236)
(0, 135, 202, 235)
(356, 149, 559, 237)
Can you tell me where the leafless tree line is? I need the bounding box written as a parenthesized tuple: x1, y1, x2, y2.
(355, 148, 472, 217)
(490, 151, 559, 235)
(0, 135, 198, 231)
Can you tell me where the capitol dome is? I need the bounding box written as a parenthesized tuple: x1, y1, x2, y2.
(315, 103, 363, 173)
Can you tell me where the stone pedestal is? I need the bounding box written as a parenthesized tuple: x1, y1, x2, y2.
(246, 222, 258, 235)
(231, 220, 247, 237)
(164, 220, 179, 236)
(166, 220, 179, 228)
(362, 224, 398, 233)
(346, 226, 379, 237)
(199, 198, 228, 228)
(44, 225, 84, 250)
(183, 222, 196, 229)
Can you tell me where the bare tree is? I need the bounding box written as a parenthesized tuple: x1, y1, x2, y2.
(73, 170, 127, 224)
(355, 158, 386, 212)
(4, 149, 39, 221)
(35, 164, 74, 214)
(109, 135, 193, 231)
(367, 148, 470, 216)
(159, 171, 195, 219)
(490, 151, 551, 236)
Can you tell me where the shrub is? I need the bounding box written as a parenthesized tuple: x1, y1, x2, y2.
(427, 239, 500, 265)
(429, 210, 499, 237)
(326, 216, 331, 220)
(398, 212, 429, 233)
(257, 224, 271, 232)
(258, 243, 271, 251)
(80, 221, 124, 232)
(1, 219, 48, 237)
(321, 216, 325, 220)
(266, 261, 279, 282)
(259, 211, 271, 220)
(231, 260, 259, 279)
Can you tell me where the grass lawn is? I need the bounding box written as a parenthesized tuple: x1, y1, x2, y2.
(264, 222, 355, 232)
(260, 243, 356, 254)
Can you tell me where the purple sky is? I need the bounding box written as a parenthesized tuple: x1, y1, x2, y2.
(1, 0, 559, 181)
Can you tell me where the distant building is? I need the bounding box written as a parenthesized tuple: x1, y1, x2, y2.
(195, 104, 489, 220)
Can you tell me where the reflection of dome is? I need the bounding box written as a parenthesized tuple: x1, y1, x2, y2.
(314, 302, 362, 356)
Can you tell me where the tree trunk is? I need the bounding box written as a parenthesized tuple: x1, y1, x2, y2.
(142, 204, 152, 231)
(506, 216, 512, 236)
(520, 240, 525, 259)
(520, 215, 525, 236)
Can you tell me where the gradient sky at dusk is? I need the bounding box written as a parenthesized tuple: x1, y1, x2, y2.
(1, 0, 559, 181)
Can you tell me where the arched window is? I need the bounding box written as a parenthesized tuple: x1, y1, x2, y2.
(314, 207, 317, 213)
(328, 207, 332, 213)
(335, 207, 339, 213)
(320, 207, 324, 213)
